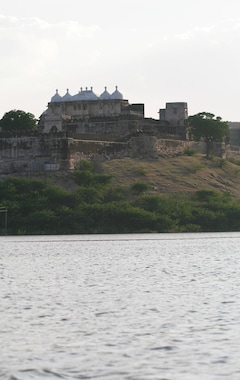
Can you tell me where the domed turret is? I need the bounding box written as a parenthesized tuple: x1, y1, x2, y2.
(100, 86, 111, 100)
(72, 87, 98, 101)
(85, 87, 98, 100)
(111, 86, 123, 100)
(72, 88, 83, 101)
(51, 89, 62, 102)
(61, 89, 72, 102)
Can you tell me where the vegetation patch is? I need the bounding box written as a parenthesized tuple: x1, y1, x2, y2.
(183, 148, 196, 156)
(1, 158, 240, 235)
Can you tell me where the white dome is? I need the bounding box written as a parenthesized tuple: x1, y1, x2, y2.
(100, 86, 111, 100)
(61, 89, 72, 102)
(83, 87, 98, 100)
(111, 86, 123, 100)
(72, 87, 98, 101)
(72, 90, 84, 101)
(51, 89, 62, 102)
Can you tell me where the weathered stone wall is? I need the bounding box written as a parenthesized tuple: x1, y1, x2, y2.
(226, 145, 240, 160)
(228, 122, 240, 146)
(0, 135, 56, 175)
(67, 138, 129, 168)
(0, 136, 43, 159)
(128, 135, 207, 158)
(69, 117, 142, 135)
(0, 133, 231, 175)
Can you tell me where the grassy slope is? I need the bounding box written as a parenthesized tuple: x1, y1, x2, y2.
(100, 154, 240, 199)
(30, 154, 240, 199)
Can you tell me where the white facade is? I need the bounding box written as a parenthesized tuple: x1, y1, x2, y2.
(40, 86, 128, 133)
(40, 87, 187, 135)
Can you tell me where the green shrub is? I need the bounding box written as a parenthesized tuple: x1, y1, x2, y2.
(189, 162, 204, 173)
(184, 148, 196, 156)
(228, 157, 240, 166)
(131, 182, 150, 195)
(218, 158, 227, 168)
(133, 166, 147, 176)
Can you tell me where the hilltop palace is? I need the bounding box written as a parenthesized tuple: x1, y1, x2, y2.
(2, 86, 233, 174)
(39, 86, 189, 138)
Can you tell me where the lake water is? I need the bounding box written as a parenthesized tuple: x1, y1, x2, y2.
(1, 232, 240, 380)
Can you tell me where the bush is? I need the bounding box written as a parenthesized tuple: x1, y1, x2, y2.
(218, 158, 227, 168)
(228, 157, 240, 166)
(184, 148, 196, 156)
(131, 182, 150, 195)
(189, 163, 204, 173)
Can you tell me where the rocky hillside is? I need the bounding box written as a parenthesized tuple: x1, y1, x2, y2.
(101, 155, 240, 199)
(32, 153, 240, 200)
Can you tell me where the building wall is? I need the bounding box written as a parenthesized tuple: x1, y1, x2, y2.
(47, 99, 127, 118)
(228, 122, 240, 146)
(0, 133, 234, 176)
(41, 98, 132, 133)
(160, 102, 188, 126)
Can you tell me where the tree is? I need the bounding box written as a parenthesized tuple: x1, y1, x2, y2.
(0, 109, 37, 132)
(188, 112, 229, 158)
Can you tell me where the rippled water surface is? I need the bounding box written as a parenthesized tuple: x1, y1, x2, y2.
(1, 233, 240, 379)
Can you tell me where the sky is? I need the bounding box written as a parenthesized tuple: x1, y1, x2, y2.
(1, 0, 240, 121)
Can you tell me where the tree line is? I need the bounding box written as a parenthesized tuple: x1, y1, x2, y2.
(0, 160, 239, 235)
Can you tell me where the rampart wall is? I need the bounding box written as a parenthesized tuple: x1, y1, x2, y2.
(0, 133, 236, 176)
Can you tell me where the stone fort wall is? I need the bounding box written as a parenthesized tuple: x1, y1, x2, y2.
(0, 133, 234, 176)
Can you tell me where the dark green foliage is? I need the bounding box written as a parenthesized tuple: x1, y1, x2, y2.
(74, 186, 104, 204)
(0, 110, 37, 132)
(73, 159, 112, 187)
(100, 202, 158, 233)
(218, 158, 227, 168)
(94, 174, 112, 185)
(225, 204, 240, 230)
(193, 189, 231, 208)
(73, 169, 94, 186)
(1, 172, 240, 234)
(103, 186, 125, 202)
(228, 157, 240, 166)
(184, 148, 196, 156)
(131, 182, 150, 195)
(188, 112, 229, 158)
(77, 160, 94, 171)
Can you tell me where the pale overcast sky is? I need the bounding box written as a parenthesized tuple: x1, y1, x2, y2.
(1, 0, 240, 121)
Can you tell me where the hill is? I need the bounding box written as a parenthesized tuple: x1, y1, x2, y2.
(2, 153, 240, 234)
(41, 154, 240, 199)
